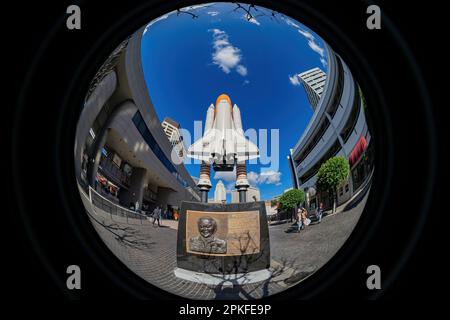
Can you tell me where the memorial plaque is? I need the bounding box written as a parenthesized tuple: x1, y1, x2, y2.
(177, 201, 270, 274)
(185, 210, 260, 256)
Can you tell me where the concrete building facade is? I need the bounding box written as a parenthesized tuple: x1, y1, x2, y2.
(161, 117, 187, 159)
(298, 67, 327, 111)
(75, 28, 200, 215)
(231, 187, 260, 203)
(289, 44, 374, 210)
(213, 180, 226, 203)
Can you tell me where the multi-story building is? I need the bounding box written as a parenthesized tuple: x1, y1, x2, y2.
(231, 186, 260, 203)
(75, 30, 200, 215)
(298, 67, 327, 111)
(288, 44, 374, 210)
(161, 117, 187, 159)
(213, 180, 226, 203)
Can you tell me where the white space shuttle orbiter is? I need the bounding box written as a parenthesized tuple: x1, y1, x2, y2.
(188, 94, 259, 171)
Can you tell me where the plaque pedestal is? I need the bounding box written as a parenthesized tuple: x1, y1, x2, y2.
(176, 201, 271, 275)
(174, 267, 272, 285)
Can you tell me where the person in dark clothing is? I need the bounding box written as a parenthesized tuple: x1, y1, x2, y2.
(316, 202, 324, 223)
(152, 205, 162, 227)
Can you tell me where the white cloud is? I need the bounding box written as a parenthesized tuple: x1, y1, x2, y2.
(211, 28, 224, 36)
(297, 29, 314, 41)
(243, 79, 250, 85)
(209, 29, 248, 77)
(247, 171, 259, 186)
(143, 14, 169, 34)
(247, 170, 282, 186)
(236, 65, 248, 76)
(213, 39, 230, 47)
(282, 15, 327, 63)
(306, 38, 325, 57)
(181, 4, 214, 11)
(225, 182, 235, 194)
(289, 74, 301, 86)
(282, 16, 301, 29)
(243, 14, 260, 26)
(259, 170, 282, 185)
(213, 46, 241, 73)
(207, 11, 220, 16)
(297, 29, 326, 61)
(214, 168, 236, 182)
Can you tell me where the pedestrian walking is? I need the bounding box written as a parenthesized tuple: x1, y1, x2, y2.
(303, 208, 311, 227)
(296, 207, 303, 233)
(316, 202, 324, 223)
(301, 207, 308, 230)
(151, 206, 158, 224)
(135, 200, 140, 213)
(152, 205, 162, 227)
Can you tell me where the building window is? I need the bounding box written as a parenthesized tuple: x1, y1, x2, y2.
(340, 82, 362, 143)
(326, 57, 344, 118)
(296, 118, 331, 164)
(299, 138, 341, 184)
(351, 142, 374, 191)
(132, 111, 189, 188)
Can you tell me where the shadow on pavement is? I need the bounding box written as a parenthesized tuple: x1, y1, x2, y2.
(152, 225, 170, 228)
(343, 181, 372, 212)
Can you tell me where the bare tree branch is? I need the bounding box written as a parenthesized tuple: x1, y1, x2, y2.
(232, 2, 281, 24)
(176, 9, 199, 19)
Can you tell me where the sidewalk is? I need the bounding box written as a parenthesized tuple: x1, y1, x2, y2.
(324, 179, 372, 218)
(269, 178, 372, 227)
(146, 217, 179, 230)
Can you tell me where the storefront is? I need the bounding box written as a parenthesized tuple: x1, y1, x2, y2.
(350, 136, 374, 192)
(306, 187, 318, 211)
(95, 173, 120, 204)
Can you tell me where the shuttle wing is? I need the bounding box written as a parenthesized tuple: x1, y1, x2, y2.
(187, 130, 216, 162)
(234, 132, 259, 161)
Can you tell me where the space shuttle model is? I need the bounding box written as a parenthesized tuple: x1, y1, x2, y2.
(188, 94, 259, 203)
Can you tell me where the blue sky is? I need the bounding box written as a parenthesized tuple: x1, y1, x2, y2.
(140, 2, 328, 201)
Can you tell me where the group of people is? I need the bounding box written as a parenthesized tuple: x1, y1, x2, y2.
(295, 202, 324, 233)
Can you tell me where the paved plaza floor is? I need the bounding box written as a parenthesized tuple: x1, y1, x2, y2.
(80, 190, 367, 299)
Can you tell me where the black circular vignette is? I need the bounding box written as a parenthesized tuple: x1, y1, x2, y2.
(10, 0, 437, 299)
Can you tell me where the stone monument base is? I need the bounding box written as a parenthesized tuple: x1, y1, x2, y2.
(177, 201, 271, 275)
(174, 267, 272, 286)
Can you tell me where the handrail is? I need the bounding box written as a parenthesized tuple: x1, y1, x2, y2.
(88, 186, 147, 222)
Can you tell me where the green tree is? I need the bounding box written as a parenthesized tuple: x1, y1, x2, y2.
(359, 86, 368, 113)
(316, 156, 350, 213)
(279, 189, 305, 222)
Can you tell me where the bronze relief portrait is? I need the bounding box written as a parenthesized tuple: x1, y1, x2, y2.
(189, 216, 227, 254)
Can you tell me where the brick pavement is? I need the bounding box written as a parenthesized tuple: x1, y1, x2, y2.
(79, 188, 367, 299)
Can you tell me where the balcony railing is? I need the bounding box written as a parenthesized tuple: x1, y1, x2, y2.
(143, 187, 157, 202)
(89, 186, 146, 223)
(99, 155, 130, 187)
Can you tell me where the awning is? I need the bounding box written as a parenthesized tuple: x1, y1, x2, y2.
(349, 135, 367, 167)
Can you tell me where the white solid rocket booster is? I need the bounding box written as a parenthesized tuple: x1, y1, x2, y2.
(188, 94, 259, 202)
(188, 94, 259, 167)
